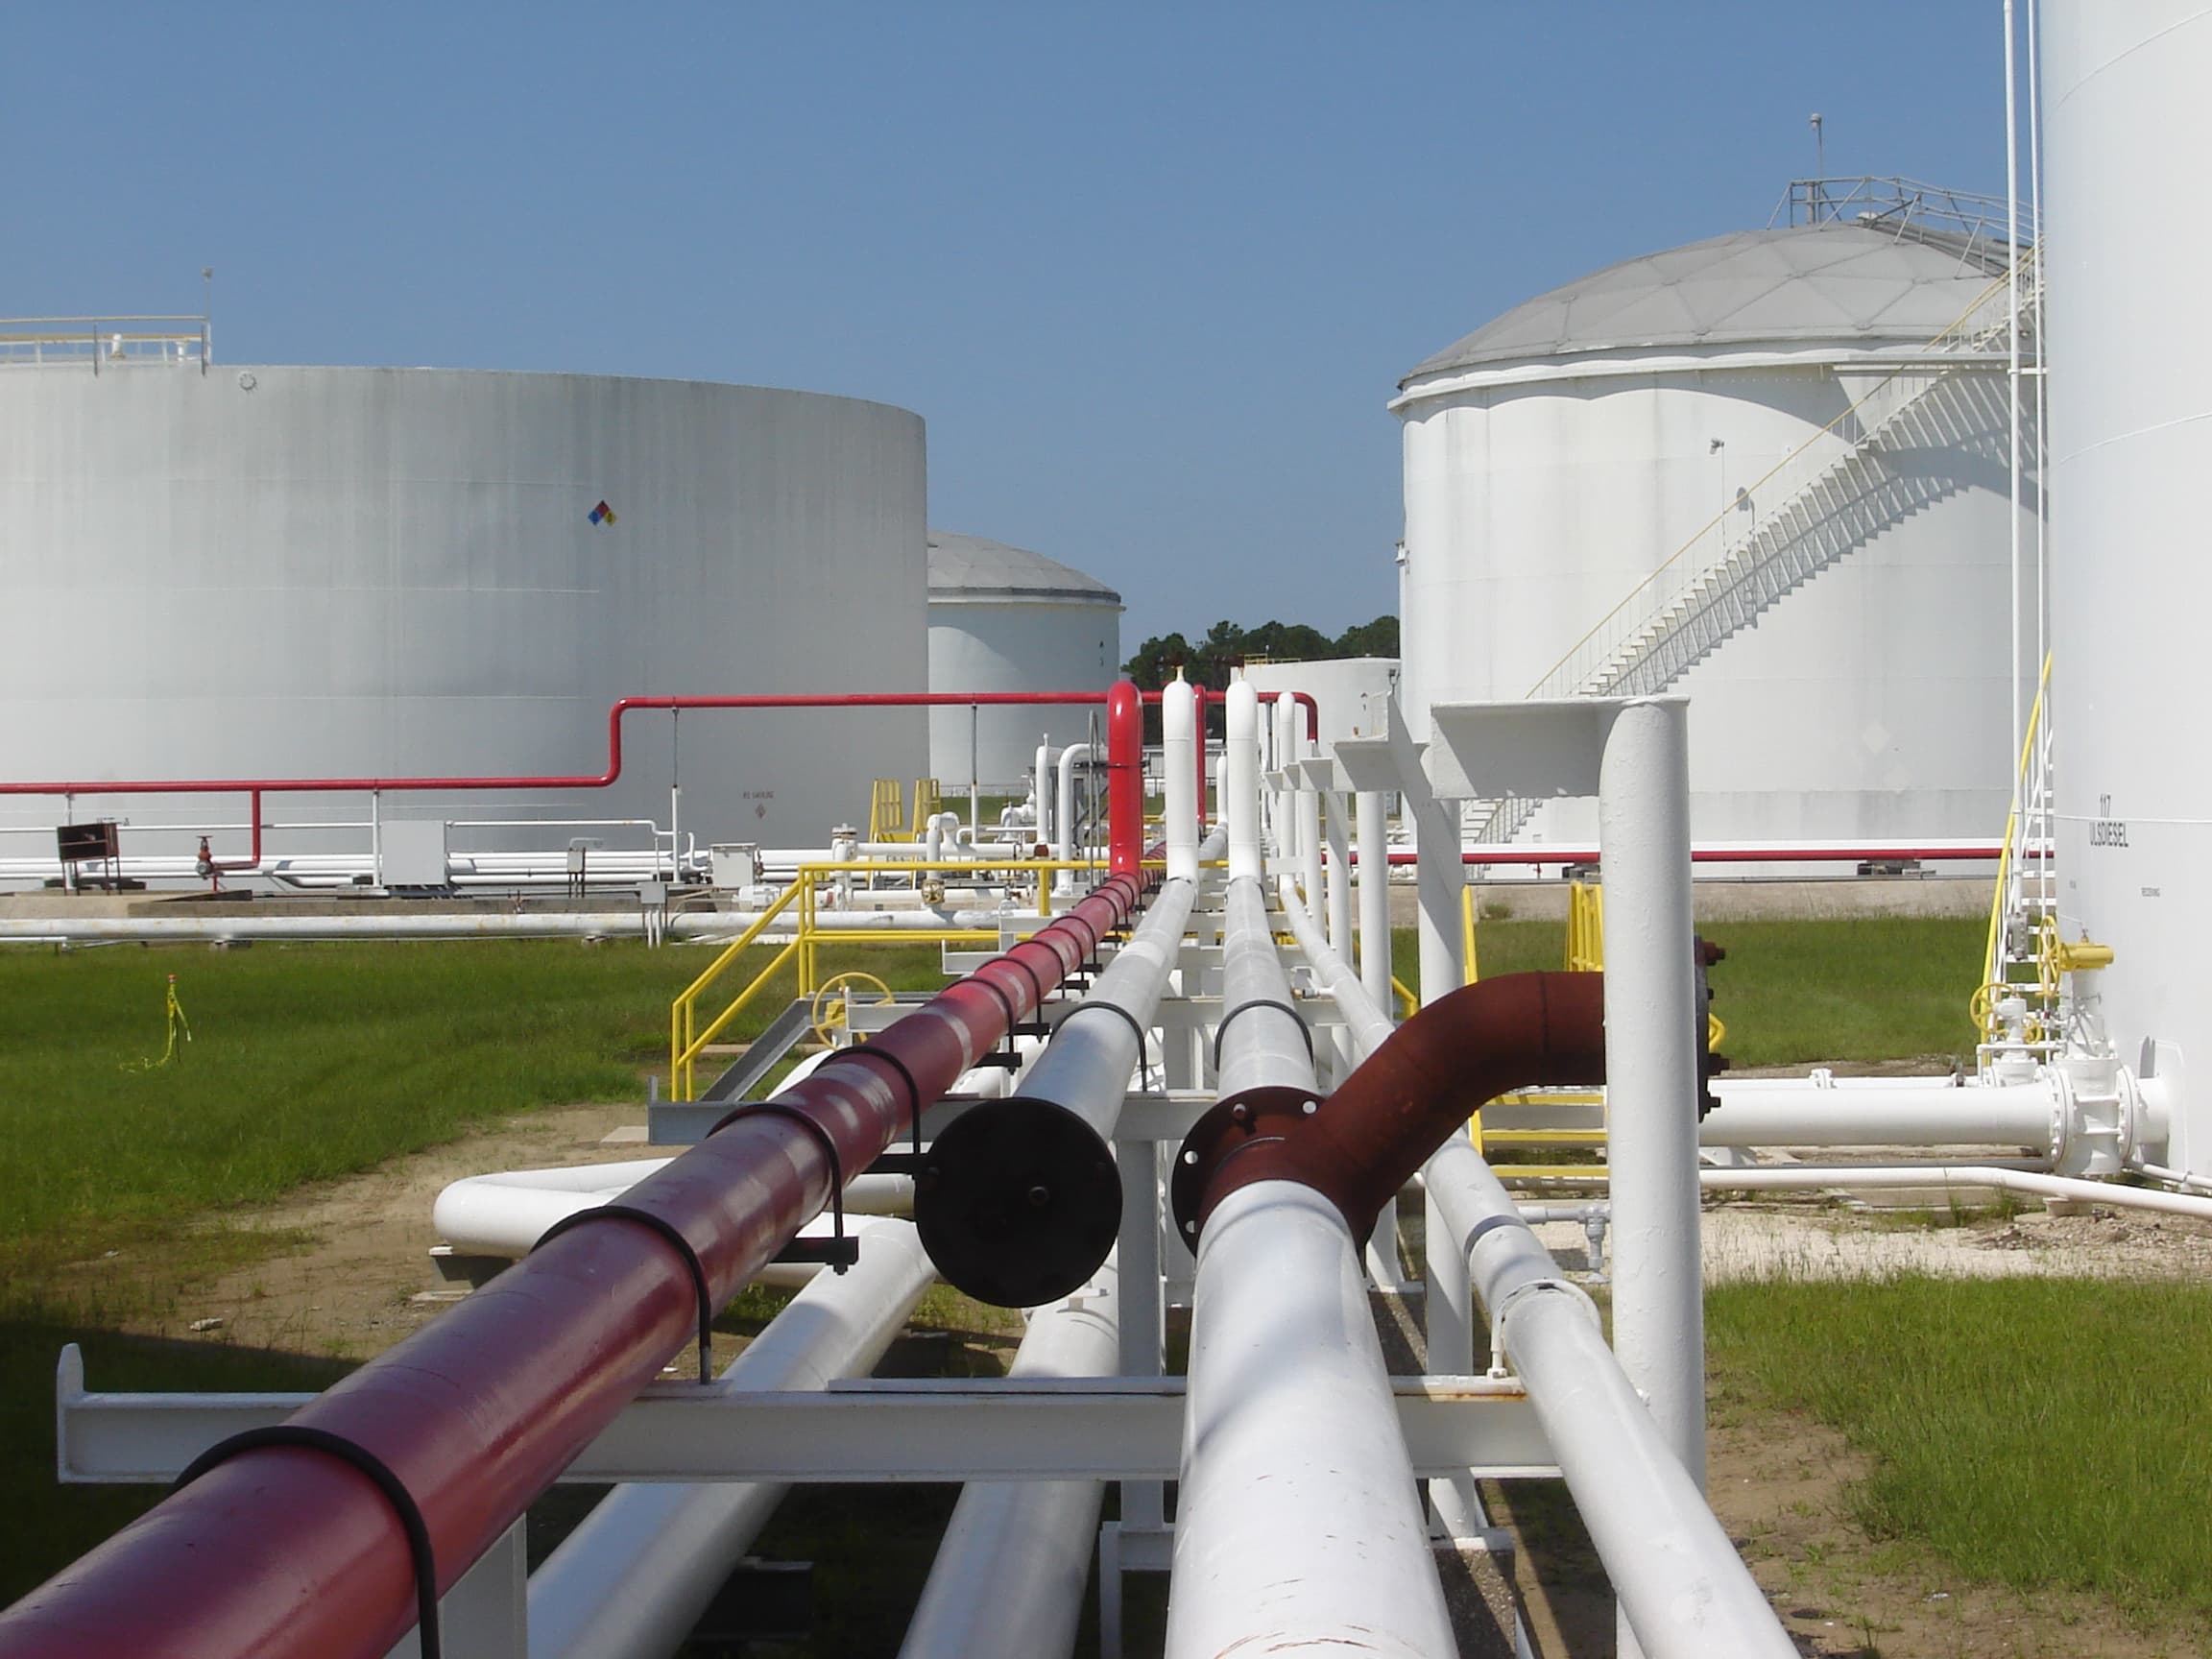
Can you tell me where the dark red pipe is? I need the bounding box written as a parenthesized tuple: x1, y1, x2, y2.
(1106, 680, 1143, 878)
(0, 873, 1144, 1659)
(1190, 684, 1211, 826)
(1173, 972, 1609, 1245)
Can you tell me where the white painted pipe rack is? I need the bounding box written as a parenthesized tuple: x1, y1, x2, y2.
(1428, 1142, 1797, 1659)
(1698, 1163, 2212, 1220)
(898, 1257, 1122, 1659)
(526, 1217, 936, 1659)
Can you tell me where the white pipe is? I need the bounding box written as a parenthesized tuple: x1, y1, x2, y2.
(434, 1165, 916, 1260)
(1163, 678, 1198, 883)
(1054, 742, 1096, 894)
(1322, 787, 1354, 962)
(1702, 1077, 2056, 1148)
(1216, 878, 1310, 1097)
(1357, 788, 1391, 1010)
(526, 1218, 936, 1659)
(898, 1258, 1121, 1659)
(1166, 1180, 1456, 1659)
(1699, 1164, 2212, 1220)
(1017, 877, 1198, 1137)
(0, 908, 1012, 947)
(1277, 877, 1393, 1059)
(1224, 679, 1261, 883)
(1035, 741, 1056, 849)
(1427, 1142, 1796, 1659)
(1597, 699, 1705, 1520)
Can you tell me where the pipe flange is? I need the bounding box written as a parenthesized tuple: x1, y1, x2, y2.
(1168, 1084, 1325, 1247)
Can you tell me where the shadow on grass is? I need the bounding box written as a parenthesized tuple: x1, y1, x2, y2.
(0, 1318, 357, 1605)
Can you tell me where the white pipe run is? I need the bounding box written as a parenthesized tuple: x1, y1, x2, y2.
(526, 1217, 937, 1659)
(1698, 1164, 2212, 1221)
(433, 1163, 916, 1261)
(1427, 1142, 1797, 1659)
(1277, 875, 1394, 1058)
(1223, 678, 1261, 883)
(898, 1257, 1122, 1659)
(1166, 1180, 1457, 1659)
(0, 907, 1014, 947)
(1215, 878, 1312, 1097)
(1702, 1078, 2057, 1148)
(1163, 678, 1199, 883)
(1016, 877, 1199, 1136)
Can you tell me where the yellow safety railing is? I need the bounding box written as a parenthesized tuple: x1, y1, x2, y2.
(1974, 655, 2054, 1042)
(669, 857, 1127, 1100)
(1460, 885, 1479, 985)
(1565, 881, 1605, 974)
(868, 780, 909, 843)
(912, 778, 941, 829)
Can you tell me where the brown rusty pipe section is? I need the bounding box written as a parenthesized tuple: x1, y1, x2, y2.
(1173, 972, 1609, 1247)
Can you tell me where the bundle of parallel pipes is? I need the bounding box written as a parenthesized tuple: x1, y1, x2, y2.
(14, 672, 2212, 1659)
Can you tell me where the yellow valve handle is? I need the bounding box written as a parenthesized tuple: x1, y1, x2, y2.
(809, 971, 895, 1046)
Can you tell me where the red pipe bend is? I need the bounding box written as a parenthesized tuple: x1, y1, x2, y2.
(1173, 972, 1609, 1245)
(0, 874, 1145, 1659)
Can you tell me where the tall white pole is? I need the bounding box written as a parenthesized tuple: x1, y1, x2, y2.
(2005, 0, 2025, 833)
(1225, 677, 1261, 883)
(1163, 677, 1198, 883)
(1597, 700, 1701, 1659)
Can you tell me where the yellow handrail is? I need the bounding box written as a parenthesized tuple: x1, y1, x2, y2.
(670, 857, 1122, 1100)
(1460, 886, 1479, 985)
(1976, 654, 2054, 1037)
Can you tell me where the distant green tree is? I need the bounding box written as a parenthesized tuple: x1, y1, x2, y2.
(1333, 614, 1399, 658)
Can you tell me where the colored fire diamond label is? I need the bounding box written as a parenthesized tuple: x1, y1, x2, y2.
(588, 499, 617, 525)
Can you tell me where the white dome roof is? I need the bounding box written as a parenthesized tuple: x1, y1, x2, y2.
(927, 531, 1121, 607)
(1403, 221, 2016, 387)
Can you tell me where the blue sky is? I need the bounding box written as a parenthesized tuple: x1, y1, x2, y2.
(2, 5, 2019, 653)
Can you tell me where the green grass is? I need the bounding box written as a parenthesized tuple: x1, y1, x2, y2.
(1708, 1273, 2212, 1623)
(0, 938, 942, 1301)
(1403, 916, 1984, 1068)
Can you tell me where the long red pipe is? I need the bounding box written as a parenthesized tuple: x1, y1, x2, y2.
(0, 873, 1144, 1659)
(1106, 680, 1143, 877)
(0, 689, 1317, 800)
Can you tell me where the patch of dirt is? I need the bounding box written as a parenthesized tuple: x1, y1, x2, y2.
(131, 1103, 650, 1358)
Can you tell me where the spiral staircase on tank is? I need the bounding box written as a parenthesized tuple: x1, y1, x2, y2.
(1468, 261, 2036, 849)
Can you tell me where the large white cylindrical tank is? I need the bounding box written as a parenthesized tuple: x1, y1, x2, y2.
(2046, 4, 2212, 1171)
(1394, 219, 2036, 846)
(0, 366, 926, 862)
(926, 531, 1121, 793)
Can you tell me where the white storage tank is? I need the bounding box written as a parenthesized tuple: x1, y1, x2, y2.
(926, 531, 1121, 793)
(2045, 3, 2212, 1172)
(1393, 206, 2037, 848)
(0, 364, 927, 872)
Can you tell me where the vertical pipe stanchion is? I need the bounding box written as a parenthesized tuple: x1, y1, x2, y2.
(1107, 679, 1143, 879)
(1163, 678, 1197, 883)
(1413, 784, 1463, 1009)
(1598, 699, 1701, 1659)
(1224, 677, 1261, 884)
(1356, 788, 1390, 1010)
(1297, 758, 1323, 919)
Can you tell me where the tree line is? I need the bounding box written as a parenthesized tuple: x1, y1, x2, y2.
(1122, 615, 1399, 691)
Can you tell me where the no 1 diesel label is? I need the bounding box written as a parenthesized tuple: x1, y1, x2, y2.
(2089, 794, 2129, 848)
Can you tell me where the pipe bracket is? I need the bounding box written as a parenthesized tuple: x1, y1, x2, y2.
(537, 1203, 721, 1379)
(174, 1425, 444, 1659)
(1211, 997, 1313, 1071)
(707, 1103, 859, 1277)
(1486, 1274, 1602, 1381)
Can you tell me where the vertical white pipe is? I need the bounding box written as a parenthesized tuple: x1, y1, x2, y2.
(1598, 701, 1703, 1476)
(899, 1261, 1121, 1659)
(526, 1220, 936, 1659)
(1163, 679, 1198, 883)
(2005, 0, 2025, 835)
(1412, 791, 1461, 1006)
(1297, 750, 1323, 917)
(1357, 789, 1390, 1009)
(1055, 742, 1094, 894)
(1166, 1182, 1456, 1659)
(1035, 741, 1056, 848)
(1321, 788, 1353, 956)
(1273, 694, 1299, 865)
(1224, 678, 1261, 883)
